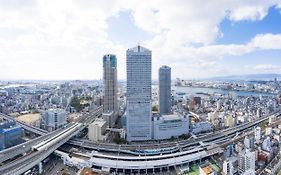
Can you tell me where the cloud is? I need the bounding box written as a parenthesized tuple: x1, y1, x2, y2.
(250, 33, 281, 49)
(0, 0, 280, 80)
(252, 64, 281, 72)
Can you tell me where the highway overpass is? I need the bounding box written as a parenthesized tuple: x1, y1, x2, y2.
(0, 107, 279, 175)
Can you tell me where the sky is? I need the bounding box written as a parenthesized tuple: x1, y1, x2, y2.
(0, 0, 281, 80)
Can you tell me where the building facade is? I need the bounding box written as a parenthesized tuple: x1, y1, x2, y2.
(159, 65, 171, 115)
(0, 120, 23, 150)
(126, 45, 152, 141)
(152, 114, 189, 140)
(103, 54, 118, 128)
(88, 118, 106, 142)
(41, 108, 67, 132)
(238, 149, 255, 174)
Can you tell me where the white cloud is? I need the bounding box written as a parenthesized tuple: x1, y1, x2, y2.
(252, 64, 281, 72)
(250, 33, 281, 49)
(0, 0, 280, 80)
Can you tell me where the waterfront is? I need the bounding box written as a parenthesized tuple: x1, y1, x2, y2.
(173, 86, 275, 98)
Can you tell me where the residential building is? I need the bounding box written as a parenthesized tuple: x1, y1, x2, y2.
(255, 126, 261, 142)
(238, 149, 255, 174)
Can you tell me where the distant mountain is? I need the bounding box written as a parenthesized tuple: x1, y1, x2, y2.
(207, 74, 281, 81)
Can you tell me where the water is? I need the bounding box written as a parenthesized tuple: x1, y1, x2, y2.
(172, 86, 275, 98)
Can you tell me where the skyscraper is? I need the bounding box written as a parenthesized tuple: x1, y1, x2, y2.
(103, 54, 118, 128)
(159, 65, 171, 115)
(126, 45, 152, 141)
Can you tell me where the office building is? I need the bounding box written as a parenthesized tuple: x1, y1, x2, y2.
(88, 118, 106, 142)
(159, 65, 171, 115)
(126, 45, 152, 141)
(41, 108, 67, 132)
(103, 54, 118, 128)
(152, 114, 189, 140)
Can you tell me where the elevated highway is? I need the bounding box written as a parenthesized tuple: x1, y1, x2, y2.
(0, 107, 279, 174)
(68, 109, 281, 156)
(0, 106, 103, 175)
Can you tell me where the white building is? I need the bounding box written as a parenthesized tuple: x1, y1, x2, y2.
(244, 136, 254, 150)
(152, 114, 189, 140)
(255, 126, 261, 142)
(265, 127, 272, 136)
(192, 121, 212, 134)
(41, 108, 67, 132)
(223, 160, 233, 175)
(88, 118, 106, 142)
(223, 157, 238, 175)
(262, 136, 272, 152)
(238, 149, 255, 174)
(126, 45, 152, 141)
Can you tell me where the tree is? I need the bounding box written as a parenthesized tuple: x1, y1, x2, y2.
(152, 106, 158, 112)
(113, 133, 126, 144)
(70, 96, 83, 112)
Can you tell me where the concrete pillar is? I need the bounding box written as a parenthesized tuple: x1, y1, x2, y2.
(38, 162, 42, 174)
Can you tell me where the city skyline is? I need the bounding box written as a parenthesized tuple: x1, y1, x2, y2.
(0, 1, 281, 80)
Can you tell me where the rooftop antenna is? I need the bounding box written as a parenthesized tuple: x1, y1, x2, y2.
(138, 42, 140, 52)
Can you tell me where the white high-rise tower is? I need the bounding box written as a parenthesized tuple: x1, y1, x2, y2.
(126, 45, 152, 141)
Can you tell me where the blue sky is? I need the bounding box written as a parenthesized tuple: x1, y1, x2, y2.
(0, 0, 280, 80)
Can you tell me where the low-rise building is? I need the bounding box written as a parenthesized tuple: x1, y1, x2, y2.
(199, 162, 217, 175)
(152, 114, 189, 140)
(192, 121, 212, 134)
(88, 118, 106, 142)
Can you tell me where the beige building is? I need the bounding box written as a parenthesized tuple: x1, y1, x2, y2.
(88, 118, 106, 142)
(225, 115, 234, 128)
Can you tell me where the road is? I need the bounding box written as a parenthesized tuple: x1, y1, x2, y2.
(0, 106, 103, 175)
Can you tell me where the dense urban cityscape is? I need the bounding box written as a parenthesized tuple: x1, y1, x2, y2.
(1, 1, 281, 175)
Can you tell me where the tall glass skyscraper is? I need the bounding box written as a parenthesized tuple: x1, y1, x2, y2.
(159, 65, 171, 115)
(126, 45, 152, 141)
(103, 54, 118, 128)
